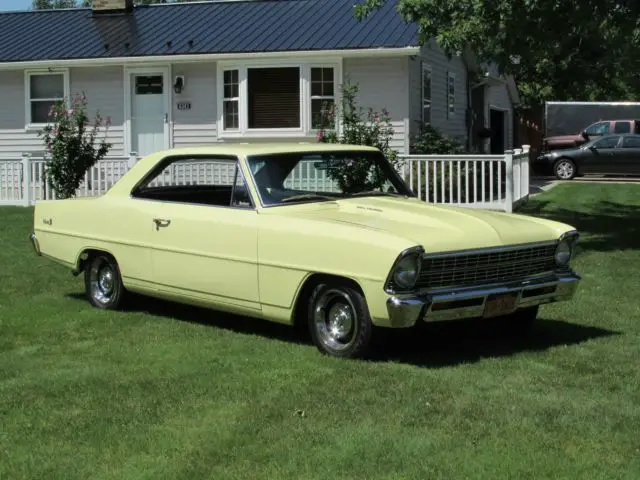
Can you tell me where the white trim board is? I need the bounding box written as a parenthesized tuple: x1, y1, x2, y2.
(0, 47, 420, 71)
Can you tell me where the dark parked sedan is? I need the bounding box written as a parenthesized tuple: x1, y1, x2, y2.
(533, 133, 640, 180)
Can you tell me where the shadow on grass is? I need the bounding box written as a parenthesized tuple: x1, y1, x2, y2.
(66, 292, 619, 368)
(517, 200, 640, 252)
(375, 317, 618, 368)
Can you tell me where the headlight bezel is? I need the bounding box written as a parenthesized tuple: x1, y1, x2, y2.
(555, 230, 579, 267)
(384, 246, 424, 294)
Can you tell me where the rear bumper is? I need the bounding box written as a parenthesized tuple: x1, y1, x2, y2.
(29, 232, 41, 256)
(386, 270, 580, 327)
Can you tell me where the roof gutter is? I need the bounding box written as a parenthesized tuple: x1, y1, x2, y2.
(0, 47, 420, 70)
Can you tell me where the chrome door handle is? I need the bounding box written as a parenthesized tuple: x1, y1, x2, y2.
(153, 218, 171, 230)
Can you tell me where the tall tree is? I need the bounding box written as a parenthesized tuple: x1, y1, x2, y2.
(32, 0, 79, 8)
(355, 0, 640, 107)
(32, 0, 198, 8)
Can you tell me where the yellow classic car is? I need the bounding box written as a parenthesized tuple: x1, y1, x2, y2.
(29, 143, 581, 358)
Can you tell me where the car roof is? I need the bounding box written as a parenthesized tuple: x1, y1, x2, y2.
(147, 143, 381, 157)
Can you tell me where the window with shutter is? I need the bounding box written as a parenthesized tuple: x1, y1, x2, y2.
(247, 67, 300, 129)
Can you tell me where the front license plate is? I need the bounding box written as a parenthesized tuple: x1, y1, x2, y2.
(483, 293, 518, 318)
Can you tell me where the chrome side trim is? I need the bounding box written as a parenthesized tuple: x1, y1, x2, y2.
(386, 270, 581, 327)
(29, 232, 41, 256)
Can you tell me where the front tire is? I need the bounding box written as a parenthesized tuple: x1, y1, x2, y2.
(308, 281, 374, 359)
(84, 253, 125, 310)
(554, 158, 576, 180)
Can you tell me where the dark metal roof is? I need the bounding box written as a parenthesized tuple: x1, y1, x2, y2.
(0, 0, 419, 63)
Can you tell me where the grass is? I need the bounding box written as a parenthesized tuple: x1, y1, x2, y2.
(1, 183, 640, 479)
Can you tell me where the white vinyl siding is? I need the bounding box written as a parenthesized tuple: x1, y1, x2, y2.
(0, 67, 123, 157)
(408, 41, 469, 147)
(70, 66, 125, 156)
(171, 62, 218, 147)
(343, 57, 409, 153)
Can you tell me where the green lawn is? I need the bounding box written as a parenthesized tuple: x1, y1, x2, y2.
(1, 184, 640, 479)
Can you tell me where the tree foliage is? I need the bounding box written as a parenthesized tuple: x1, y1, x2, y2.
(32, 0, 198, 8)
(355, 0, 640, 107)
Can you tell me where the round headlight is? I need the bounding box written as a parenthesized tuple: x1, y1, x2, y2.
(555, 239, 572, 266)
(393, 253, 421, 289)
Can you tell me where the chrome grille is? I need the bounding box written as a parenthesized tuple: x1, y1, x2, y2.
(417, 243, 558, 290)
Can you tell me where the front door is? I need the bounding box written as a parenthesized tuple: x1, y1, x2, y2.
(130, 71, 169, 156)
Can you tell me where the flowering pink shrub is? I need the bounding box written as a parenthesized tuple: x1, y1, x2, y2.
(315, 81, 398, 192)
(38, 92, 112, 199)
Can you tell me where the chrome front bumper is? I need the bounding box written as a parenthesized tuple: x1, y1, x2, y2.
(386, 271, 581, 327)
(29, 232, 41, 256)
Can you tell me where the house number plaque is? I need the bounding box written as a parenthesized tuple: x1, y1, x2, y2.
(177, 102, 192, 111)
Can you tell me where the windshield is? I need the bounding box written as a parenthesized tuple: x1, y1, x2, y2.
(245, 150, 413, 206)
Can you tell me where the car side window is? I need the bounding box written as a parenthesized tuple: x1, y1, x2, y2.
(622, 136, 640, 148)
(592, 136, 620, 149)
(132, 156, 253, 208)
(585, 122, 610, 135)
(614, 122, 631, 134)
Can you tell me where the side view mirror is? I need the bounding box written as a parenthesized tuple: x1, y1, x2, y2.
(581, 130, 589, 140)
(588, 145, 597, 151)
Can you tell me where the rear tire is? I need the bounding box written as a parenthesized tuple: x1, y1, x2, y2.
(84, 252, 126, 310)
(554, 158, 576, 180)
(307, 281, 374, 359)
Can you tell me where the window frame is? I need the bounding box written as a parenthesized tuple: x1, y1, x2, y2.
(421, 62, 432, 124)
(447, 71, 456, 118)
(24, 68, 70, 129)
(216, 60, 341, 139)
(310, 66, 336, 129)
(129, 154, 256, 210)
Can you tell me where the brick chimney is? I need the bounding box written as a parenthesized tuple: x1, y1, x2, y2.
(92, 0, 134, 14)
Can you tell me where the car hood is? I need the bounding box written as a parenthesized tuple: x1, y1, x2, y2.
(265, 196, 570, 251)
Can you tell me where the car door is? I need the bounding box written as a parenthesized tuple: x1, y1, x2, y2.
(583, 135, 621, 174)
(131, 155, 260, 312)
(618, 136, 640, 174)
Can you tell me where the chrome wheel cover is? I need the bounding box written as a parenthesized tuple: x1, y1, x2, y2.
(556, 160, 574, 179)
(90, 259, 116, 305)
(313, 288, 358, 352)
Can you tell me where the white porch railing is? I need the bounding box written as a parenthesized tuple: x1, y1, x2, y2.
(0, 147, 530, 212)
(0, 153, 136, 206)
(398, 146, 530, 212)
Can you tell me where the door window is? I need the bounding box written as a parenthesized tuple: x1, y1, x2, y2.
(132, 156, 253, 208)
(592, 136, 620, 149)
(622, 136, 640, 148)
(614, 122, 631, 134)
(585, 122, 610, 135)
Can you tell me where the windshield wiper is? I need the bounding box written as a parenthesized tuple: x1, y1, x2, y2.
(349, 190, 403, 197)
(281, 193, 335, 203)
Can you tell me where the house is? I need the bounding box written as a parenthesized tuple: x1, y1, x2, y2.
(0, 0, 520, 160)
